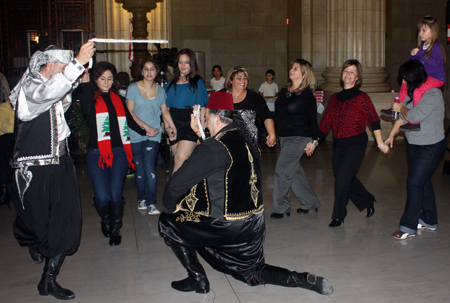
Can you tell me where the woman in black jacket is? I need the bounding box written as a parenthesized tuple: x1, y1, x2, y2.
(81, 62, 148, 246)
(270, 59, 321, 219)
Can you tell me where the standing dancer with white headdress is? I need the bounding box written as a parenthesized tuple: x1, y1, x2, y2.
(9, 41, 95, 300)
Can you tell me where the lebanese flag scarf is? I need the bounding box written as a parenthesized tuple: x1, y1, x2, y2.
(94, 92, 135, 170)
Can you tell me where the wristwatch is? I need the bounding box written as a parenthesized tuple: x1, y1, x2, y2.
(311, 140, 319, 146)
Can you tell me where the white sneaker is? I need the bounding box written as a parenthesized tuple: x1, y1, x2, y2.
(138, 200, 147, 210)
(417, 223, 436, 231)
(148, 204, 161, 215)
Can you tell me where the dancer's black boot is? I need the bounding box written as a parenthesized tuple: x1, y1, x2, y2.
(109, 200, 124, 246)
(94, 202, 111, 237)
(259, 264, 333, 295)
(37, 254, 75, 300)
(169, 241, 210, 293)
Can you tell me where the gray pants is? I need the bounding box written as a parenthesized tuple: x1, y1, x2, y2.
(272, 136, 321, 214)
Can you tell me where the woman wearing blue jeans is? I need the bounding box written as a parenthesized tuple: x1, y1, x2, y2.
(385, 60, 446, 240)
(81, 62, 148, 246)
(126, 59, 176, 215)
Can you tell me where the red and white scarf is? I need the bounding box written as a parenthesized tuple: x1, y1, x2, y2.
(94, 92, 135, 169)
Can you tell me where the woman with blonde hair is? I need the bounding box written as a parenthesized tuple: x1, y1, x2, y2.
(270, 59, 321, 219)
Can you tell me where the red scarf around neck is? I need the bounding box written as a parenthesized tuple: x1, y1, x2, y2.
(94, 92, 135, 170)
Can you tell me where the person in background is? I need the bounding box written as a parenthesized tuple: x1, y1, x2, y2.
(0, 73, 14, 207)
(210, 65, 225, 91)
(165, 48, 208, 173)
(385, 60, 446, 240)
(271, 59, 321, 219)
(117, 71, 130, 98)
(222, 67, 276, 155)
(126, 58, 176, 215)
(259, 69, 279, 98)
(310, 59, 390, 227)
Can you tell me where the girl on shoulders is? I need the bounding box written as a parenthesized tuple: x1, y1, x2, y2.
(381, 16, 445, 132)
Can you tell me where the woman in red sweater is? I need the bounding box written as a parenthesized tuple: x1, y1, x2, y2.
(309, 60, 390, 227)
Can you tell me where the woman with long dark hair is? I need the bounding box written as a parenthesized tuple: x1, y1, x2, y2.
(81, 62, 148, 246)
(165, 49, 208, 173)
(385, 60, 446, 239)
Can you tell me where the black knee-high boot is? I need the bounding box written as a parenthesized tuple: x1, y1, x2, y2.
(109, 200, 124, 246)
(259, 265, 333, 295)
(94, 201, 110, 237)
(37, 254, 75, 300)
(169, 241, 210, 294)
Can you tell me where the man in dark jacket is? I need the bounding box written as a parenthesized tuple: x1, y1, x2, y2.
(159, 92, 333, 296)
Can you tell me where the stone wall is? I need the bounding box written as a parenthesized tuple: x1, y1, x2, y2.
(170, 0, 290, 89)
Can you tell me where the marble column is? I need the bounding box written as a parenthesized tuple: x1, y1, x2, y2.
(115, 0, 163, 79)
(321, 0, 391, 93)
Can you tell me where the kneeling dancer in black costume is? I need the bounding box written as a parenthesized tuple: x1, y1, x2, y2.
(159, 92, 333, 296)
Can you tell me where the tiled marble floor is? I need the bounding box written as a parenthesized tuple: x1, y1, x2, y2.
(1, 140, 450, 303)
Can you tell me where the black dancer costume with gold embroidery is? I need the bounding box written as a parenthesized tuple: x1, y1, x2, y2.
(175, 127, 263, 221)
(159, 93, 333, 295)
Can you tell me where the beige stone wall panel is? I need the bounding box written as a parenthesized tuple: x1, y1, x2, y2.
(275, 40, 287, 53)
(211, 0, 238, 11)
(211, 53, 238, 67)
(238, 26, 263, 40)
(263, 26, 287, 41)
(238, 0, 264, 12)
(196, 12, 225, 26)
(251, 40, 276, 53)
(171, 12, 197, 26)
(210, 40, 227, 53)
(263, 0, 287, 12)
(180, 0, 211, 12)
(251, 13, 287, 26)
(225, 13, 252, 26)
(236, 53, 263, 67)
(171, 0, 181, 11)
(212, 26, 238, 40)
(226, 40, 252, 54)
(172, 25, 182, 41)
(261, 53, 278, 67)
(181, 26, 212, 39)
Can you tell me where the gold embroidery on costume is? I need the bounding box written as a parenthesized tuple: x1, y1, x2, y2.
(214, 131, 235, 221)
(225, 205, 265, 220)
(246, 143, 259, 208)
(184, 185, 198, 212)
(176, 211, 201, 223)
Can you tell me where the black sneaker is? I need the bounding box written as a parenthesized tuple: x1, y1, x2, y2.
(400, 123, 420, 132)
(380, 108, 393, 117)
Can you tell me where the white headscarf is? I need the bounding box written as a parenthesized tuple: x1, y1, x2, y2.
(9, 49, 73, 108)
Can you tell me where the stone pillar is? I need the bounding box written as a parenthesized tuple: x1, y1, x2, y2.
(321, 0, 391, 93)
(115, 0, 163, 79)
